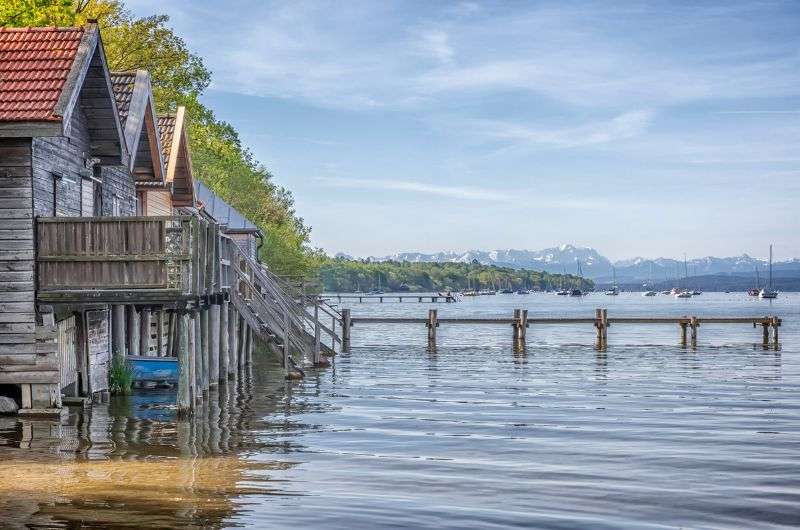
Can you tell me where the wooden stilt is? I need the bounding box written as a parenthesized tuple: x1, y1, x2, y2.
(188, 311, 197, 403)
(156, 309, 165, 357)
(229, 306, 238, 378)
(771, 316, 780, 347)
(237, 314, 245, 373)
(602, 309, 608, 349)
(762, 319, 770, 346)
(219, 300, 229, 382)
(128, 306, 140, 358)
(520, 309, 528, 343)
(689, 316, 699, 349)
(194, 311, 203, 399)
(313, 298, 321, 364)
(513, 309, 521, 342)
(680, 321, 688, 348)
(246, 326, 253, 365)
(167, 311, 177, 357)
(342, 308, 351, 352)
(177, 312, 191, 414)
(209, 304, 220, 386)
(111, 304, 126, 363)
(201, 308, 210, 392)
(427, 309, 438, 349)
(140, 307, 152, 356)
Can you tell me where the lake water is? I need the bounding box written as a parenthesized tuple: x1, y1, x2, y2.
(0, 292, 798, 529)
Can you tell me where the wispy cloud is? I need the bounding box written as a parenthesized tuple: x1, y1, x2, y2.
(418, 30, 454, 64)
(469, 110, 655, 148)
(316, 177, 510, 201)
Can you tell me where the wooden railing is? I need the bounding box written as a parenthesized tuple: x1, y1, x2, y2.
(36, 215, 214, 303)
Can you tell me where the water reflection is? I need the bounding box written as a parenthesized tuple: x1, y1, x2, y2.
(0, 354, 300, 529)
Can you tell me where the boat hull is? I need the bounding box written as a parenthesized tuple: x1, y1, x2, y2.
(127, 356, 179, 383)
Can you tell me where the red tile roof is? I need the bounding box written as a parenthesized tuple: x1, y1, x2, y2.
(110, 71, 136, 125)
(0, 26, 84, 121)
(157, 114, 176, 165)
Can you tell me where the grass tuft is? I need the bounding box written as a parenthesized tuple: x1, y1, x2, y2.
(109, 357, 134, 395)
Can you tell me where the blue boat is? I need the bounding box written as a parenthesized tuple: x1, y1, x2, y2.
(127, 356, 179, 384)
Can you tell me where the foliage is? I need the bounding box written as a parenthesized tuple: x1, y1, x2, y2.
(1, 0, 317, 278)
(318, 258, 594, 293)
(108, 357, 134, 395)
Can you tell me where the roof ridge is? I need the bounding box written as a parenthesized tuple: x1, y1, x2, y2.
(0, 26, 84, 33)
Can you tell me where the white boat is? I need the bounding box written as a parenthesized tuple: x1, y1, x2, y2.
(556, 289, 569, 296)
(642, 290, 657, 296)
(674, 290, 692, 299)
(759, 244, 778, 299)
(605, 267, 619, 295)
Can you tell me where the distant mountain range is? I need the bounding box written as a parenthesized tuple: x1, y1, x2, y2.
(335, 244, 800, 284)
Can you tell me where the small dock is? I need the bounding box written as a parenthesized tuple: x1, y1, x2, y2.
(326, 294, 457, 303)
(339, 308, 782, 351)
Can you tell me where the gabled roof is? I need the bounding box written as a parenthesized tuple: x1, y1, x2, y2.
(157, 106, 195, 206)
(0, 27, 84, 121)
(0, 24, 127, 165)
(111, 69, 164, 181)
(194, 179, 261, 234)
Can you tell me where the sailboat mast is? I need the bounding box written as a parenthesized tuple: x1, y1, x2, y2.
(769, 244, 773, 290)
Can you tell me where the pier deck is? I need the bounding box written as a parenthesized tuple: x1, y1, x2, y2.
(339, 309, 782, 350)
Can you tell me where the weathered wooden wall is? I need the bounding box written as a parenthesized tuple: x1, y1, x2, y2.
(143, 190, 172, 216)
(229, 232, 258, 261)
(0, 138, 37, 382)
(101, 166, 136, 216)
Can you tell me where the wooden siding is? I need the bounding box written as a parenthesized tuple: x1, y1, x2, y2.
(145, 190, 172, 216)
(230, 233, 258, 261)
(0, 138, 37, 378)
(81, 178, 94, 216)
(101, 165, 136, 216)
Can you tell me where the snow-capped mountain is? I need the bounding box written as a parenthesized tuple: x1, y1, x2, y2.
(350, 246, 800, 282)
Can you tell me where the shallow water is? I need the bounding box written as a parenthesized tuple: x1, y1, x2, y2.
(1, 293, 798, 529)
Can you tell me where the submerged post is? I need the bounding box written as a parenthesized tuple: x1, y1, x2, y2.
(219, 300, 229, 382)
(680, 320, 688, 348)
(595, 309, 604, 350)
(689, 316, 699, 349)
(342, 308, 351, 352)
(771, 316, 780, 347)
(209, 303, 220, 386)
(188, 310, 198, 403)
(512, 309, 521, 342)
(602, 309, 608, 349)
(762, 318, 770, 347)
(427, 309, 438, 349)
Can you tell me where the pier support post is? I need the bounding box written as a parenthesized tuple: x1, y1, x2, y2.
(128, 306, 139, 359)
(282, 308, 290, 371)
(140, 307, 152, 356)
(227, 304, 237, 379)
(177, 312, 191, 414)
(689, 316, 699, 349)
(188, 311, 198, 403)
(194, 310, 203, 399)
(342, 309, 351, 352)
(602, 309, 608, 349)
(762, 319, 770, 347)
(771, 316, 780, 347)
(427, 309, 438, 349)
(111, 304, 126, 362)
(201, 308, 211, 392)
(156, 310, 165, 357)
(680, 320, 688, 348)
(595, 309, 604, 351)
(220, 300, 229, 382)
(209, 303, 221, 386)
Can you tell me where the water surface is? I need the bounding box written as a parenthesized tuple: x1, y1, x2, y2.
(1, 293, 798, 528)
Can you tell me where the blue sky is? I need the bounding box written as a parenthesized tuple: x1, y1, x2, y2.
(128, 0, 800, 260)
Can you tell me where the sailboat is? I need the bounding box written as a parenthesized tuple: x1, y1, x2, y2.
(759, 245, 778, 299)
(643, 262, 657, 296)
(747, 266, 761, 297)
(674, 255, 692, 298)
(556, 265, 569, 295)
(569, 259, 585, 296)
(605, 266, 619, 295)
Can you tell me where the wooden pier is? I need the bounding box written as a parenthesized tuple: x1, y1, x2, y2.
(327, 294, 457, 303)
(339, 308, 782, 351)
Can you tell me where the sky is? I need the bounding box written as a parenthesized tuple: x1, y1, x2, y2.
(128, 0, 800, 261)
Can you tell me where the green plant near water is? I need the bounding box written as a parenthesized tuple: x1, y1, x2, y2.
(108, 358, 134, 395)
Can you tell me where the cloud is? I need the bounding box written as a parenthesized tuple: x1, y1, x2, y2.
(315, 177, 511, 201)
(470, 110, 655, 148)
(418, 30, 454, 64)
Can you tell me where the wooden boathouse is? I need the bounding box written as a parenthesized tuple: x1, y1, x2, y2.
(0, 23, 336, 416)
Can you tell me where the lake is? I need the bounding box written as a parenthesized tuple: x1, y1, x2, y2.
(1, 292, 798, 529)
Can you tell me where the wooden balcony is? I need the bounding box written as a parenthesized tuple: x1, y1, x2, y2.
(36, 215, 219, 304)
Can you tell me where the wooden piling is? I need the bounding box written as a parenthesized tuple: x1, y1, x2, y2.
(177, 312, 191, 414)
(595, 309, 604, 350)
(111, 304, 126, 362)
(689, 316, 699, 348)
(194, 311, 203, 398)
(188, 311, 197, 403)
(342, 308, 351, 352)
(313, 298, 321, 364)
(246, 326, 253, 365)
(156, 310, 165, 357)
(220, 300, 229, 382)
(140, 307, 152, 356)
(520, 309, 528, 342)
(513, 309, 521, 342)
(209, 304, 220, 386)
(771, 316, 780, 347)
(228, 305, 238, 378)
(680, 321, 688, 348)
(427, 309, 438, 348)
(128, 306, 140, 358)
(762, 319, 770, 346)
(602, 309, 608, 349)
(201, 308, 210, 391)
(282, 307, 290, 371)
